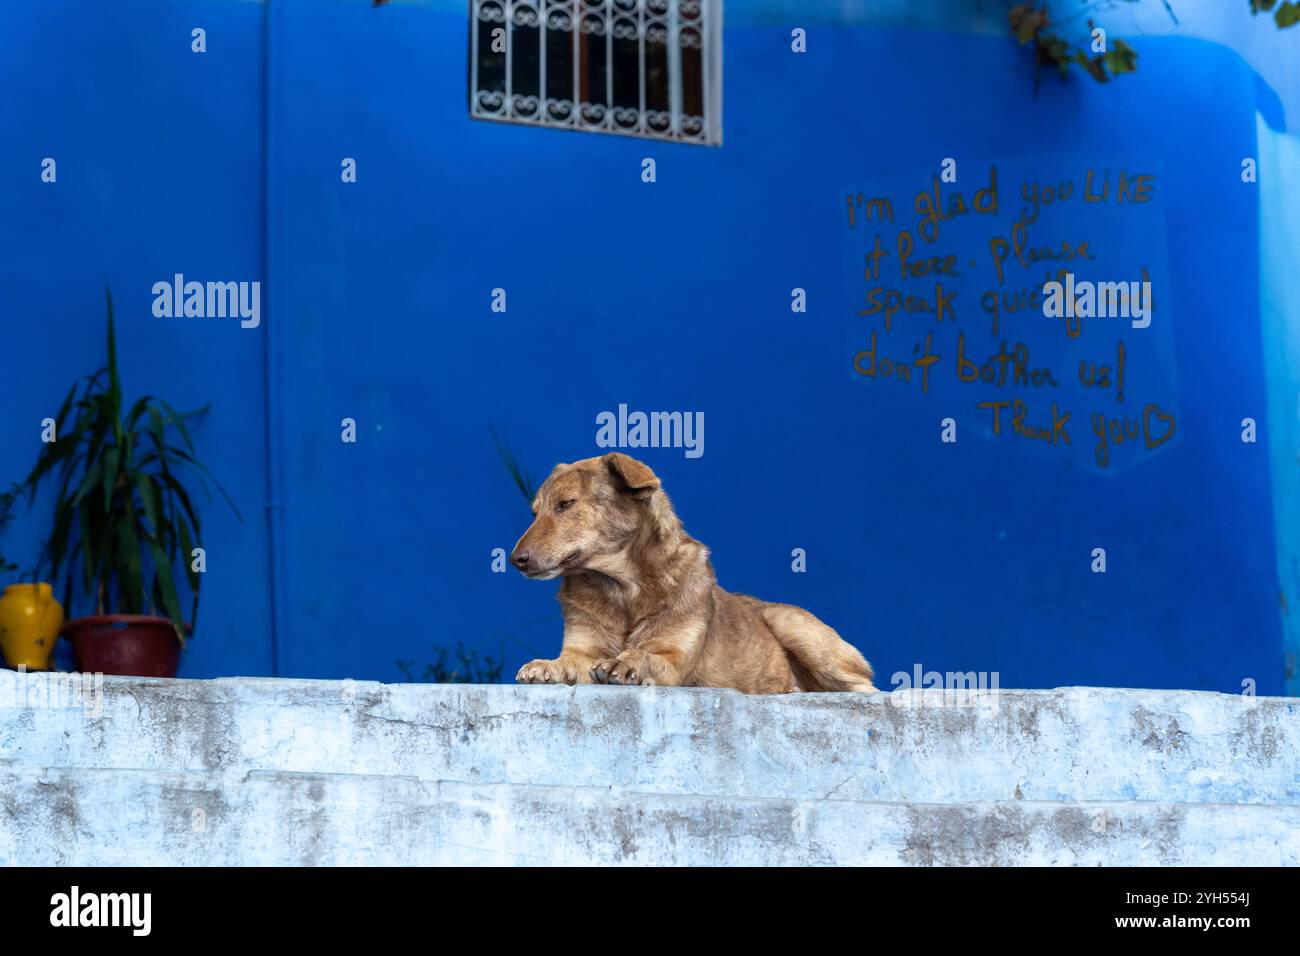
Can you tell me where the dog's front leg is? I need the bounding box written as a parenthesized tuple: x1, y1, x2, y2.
(590, 616, 706, 687)
(516, 621, 607, 685)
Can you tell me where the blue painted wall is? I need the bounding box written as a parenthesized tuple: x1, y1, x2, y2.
(0, 0, 272, 677)
(2, 0, 1296, 694)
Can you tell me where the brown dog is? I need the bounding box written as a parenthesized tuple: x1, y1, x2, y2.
(510, 453, 876, 694)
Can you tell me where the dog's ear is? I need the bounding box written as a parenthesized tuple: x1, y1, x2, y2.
(604, 453, 660, 498)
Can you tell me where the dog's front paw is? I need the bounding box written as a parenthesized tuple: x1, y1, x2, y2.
(590, 652, 657, 687)
(516, 658, 580, 685)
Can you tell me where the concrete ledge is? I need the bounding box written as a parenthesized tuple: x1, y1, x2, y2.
(1, 761, 1296, 866)
(1, 671, 1296, 805)
(3, 672, 1297, 864)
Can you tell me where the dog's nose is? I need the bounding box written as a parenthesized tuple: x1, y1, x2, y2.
(511, 550, 532, 571)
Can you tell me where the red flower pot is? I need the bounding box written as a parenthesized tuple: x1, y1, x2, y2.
(63, 615, 181, 677)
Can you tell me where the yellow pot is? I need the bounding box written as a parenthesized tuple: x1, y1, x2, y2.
(0, 583, 65, 671)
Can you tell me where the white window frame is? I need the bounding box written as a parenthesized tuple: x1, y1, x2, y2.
(470, 1, 724, 146)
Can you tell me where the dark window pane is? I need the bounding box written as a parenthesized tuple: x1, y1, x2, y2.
(511, 16, 541, 118)
(578, 26, 608, 111)
(645, 35, 668, 114)
(612, 26, 640, 113)
(474, 2, 507, 110)
(681, 33, 703, 122)
(544, 10, 575, 116)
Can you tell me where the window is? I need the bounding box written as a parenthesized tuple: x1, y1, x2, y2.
(470, 1, 723, 145)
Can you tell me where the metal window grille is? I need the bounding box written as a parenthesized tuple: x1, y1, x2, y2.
(470, 1, 723, 145)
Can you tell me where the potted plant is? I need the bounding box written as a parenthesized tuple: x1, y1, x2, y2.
(0, 485, 65, 671)
(21, 288, 239, 677)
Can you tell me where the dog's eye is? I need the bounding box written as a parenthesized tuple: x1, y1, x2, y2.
(555, 499, 576, 513)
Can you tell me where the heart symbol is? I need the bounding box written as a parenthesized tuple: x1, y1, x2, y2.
(1143, 403, 1176, 449)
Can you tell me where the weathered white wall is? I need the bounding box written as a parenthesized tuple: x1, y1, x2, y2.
(1, 671, 1297, 865)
